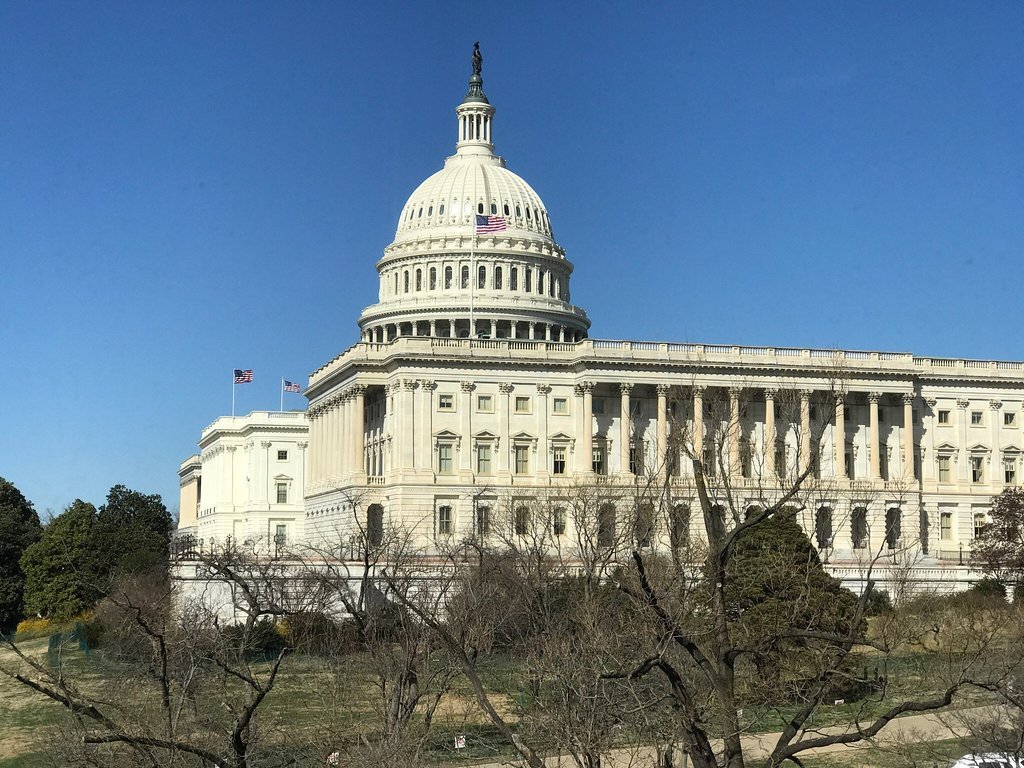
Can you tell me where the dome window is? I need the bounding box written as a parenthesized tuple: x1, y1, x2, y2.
(515, 205, 522, 219)
(533, 208, 539, 223)
(538, 270, 545, 295)
(494, 266, 503, 290)
(429, 267, 437, 290)
(444, 266, 453, 289)
(416, 269, 422, 291)
(526, 207, 532, 220)
(490, 203, 497, 215)
(525, 268, 532, 293)
(510, 267, 518, 291)
(461, 266, 469, 289)
(417, 207, 423, 218)
(477, 265, 486, 289)
(427, 206, 433, 216)
(404, 271, 410, 293)
(439, 203, 445, 216)
(503, 203, 510, 216)
(477, 202, 484, 215)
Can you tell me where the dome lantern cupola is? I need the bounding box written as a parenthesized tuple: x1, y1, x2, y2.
(456, 42, 495, 157)
(357, 45, 590, 345)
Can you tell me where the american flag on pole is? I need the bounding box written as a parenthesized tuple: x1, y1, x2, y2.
(475, 214, 507, 234)
(283, 380, 301, 393)
(233, 369, 253, 384)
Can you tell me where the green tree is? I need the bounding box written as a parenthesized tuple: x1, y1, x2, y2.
(0, 477, 42, 631)
(973, 488, 1024, 586)
(20, 500, 106, 619)
(97, 484, 173, 575)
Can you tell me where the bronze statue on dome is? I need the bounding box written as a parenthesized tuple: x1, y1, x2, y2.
(472, 42, 482, 76)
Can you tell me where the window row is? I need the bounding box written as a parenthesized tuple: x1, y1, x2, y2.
(937, 409, 1018, 426)
(436, 393, 569, 414)
(937, 453, 1020, 484)
(436, 443, 608, 476)
(403, 200, 548, 229)
(391, 263, 567, 300)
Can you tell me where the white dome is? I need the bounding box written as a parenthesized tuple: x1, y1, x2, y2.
(394, 153, 555, 243)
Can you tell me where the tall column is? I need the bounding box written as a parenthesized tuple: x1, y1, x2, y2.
(903, 393, 915, 480)
(693, 386, 705, 461)
(728, 387, 742, 476)
(341, 393, 352, 477)
(351, 385, 366, 479)
(327, 400, 338, 482)
(991, 400, 1003, 490)
(580, 382, 595, 475)
(868, 392, 881, 479)
(418, 380, 435, 474)
(620, 383, 632, 475)
(529, 322, 536, 340)
(498, 383, 513, 473)
(800, 390, 812, 475)
(401, 380, 417, 470)
(309, 410, 319, 486)
(537, 384, 551, 477)
(764, 389, 777, 478)
(924, 398, 937, 481)
(957, 399, 970, 481)
(459, 382, 475, 473)
(835, 394, 846, 478)
(657, 384, 669, 477)
(429, 320, 436, 336)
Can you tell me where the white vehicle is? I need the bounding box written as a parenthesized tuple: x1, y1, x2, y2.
(952, 754, 1024, 768)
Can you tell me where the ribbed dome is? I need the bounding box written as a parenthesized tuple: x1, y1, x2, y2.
(394, 154, 554, 243)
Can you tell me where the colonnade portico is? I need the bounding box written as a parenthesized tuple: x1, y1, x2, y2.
(362, 318, 583, 344)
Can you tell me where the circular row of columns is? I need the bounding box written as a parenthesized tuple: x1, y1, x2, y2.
(594, 384, 917, 482)
(362, 319, 583, 344)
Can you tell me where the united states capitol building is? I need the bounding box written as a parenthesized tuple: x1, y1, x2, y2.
(176, 52, 1022, 592)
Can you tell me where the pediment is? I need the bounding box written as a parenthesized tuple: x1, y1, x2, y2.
(967, 442, 990, 453)
(935, 442, 958, 453)
(511, 430, 536, 441)
(433, 429, 460, 440)
(272, 473, 292, 481)
(1003, 443, 1023, 454)
(473, 429, 498, 440)
(549, 431, 575, 443)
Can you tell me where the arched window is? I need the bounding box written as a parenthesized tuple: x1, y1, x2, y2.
(461, 266, 469, 289)
(533, 207, 539, 222)
(510, 267, 518, 291)
(634, 503, 654, 548)
(514, 506, 529, 536)
(417, 207, 423, 218)
(394, 273, 399, 294)
(815, 506, 833, 550)
(415, 269, 422, 291)
(526, 206, 532, 220)
(885, 507, 901, 549)
(427, 205, 433, 216)
(403, 271, 409, 293)
(851, 507, 868, 549)
(477, 202, 484, 215)
(525, 268, 533, 293)
(429, 267, 437, 290)
(494, 266, 503, 289)
(477, 265, 486, 289)
(490, 202, 497, 215)
(670, 504, 690, 550)
(439, 203, 445, 216)
(367, 505, 384, 548)
(444, 266, 453, 289)
(503, 203, 510, 216)
(548, 275, 554, 297)
(515, 205, 522, 219)
(538, 270, 545, 295)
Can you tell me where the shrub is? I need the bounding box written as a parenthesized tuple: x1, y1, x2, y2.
(222, 618, 288, 657)
(280, 612, 354, 655)
(14, 616, 54, 638)
(862, 587, 892, 616)
(969, 577, 1008, 600)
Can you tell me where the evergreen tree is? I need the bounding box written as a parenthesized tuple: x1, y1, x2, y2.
(0, 477, 42, 631)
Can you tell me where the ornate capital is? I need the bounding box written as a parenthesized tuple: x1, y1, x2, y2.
(868, 392, 881, 404)
(763, 388, 778, 400)
(536, 384, 552, 396)
(419, 379, 436, 391)
(460, 381, 476, 393)
(402, 379, 418, 391)
(297, 441, 309, 449)
(957, 399, 970, 409)
(902, 393, 915, 406)
(990, 400, 1004, 410)
(835, 393, 845, 406)
(582, 381, 596, 395)
(619, 382, 633, 396)
(692, 385, 706, 397)
(656, 384, 671, 397)
(728, 386, 743, 399)
(499, 383, 515, 394)
(925, 398, 937, 408)
(800, 389, 813, 401)
(350, 384, 367, 397)
(260, 441, 273, 448)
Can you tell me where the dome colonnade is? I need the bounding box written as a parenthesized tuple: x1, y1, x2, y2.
(357, 48, 590, 344)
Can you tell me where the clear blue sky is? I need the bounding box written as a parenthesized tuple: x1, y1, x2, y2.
(1, 2, 1021, 518)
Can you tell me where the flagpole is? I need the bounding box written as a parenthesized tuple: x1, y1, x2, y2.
(231, 370, 236, 417)
(280, 378, 284, 412)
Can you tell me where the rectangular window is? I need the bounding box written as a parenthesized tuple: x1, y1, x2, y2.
(703, 446, 716, 477)
(971, 411, 983, 425)
(938, 455, 951, 482)
(1005, 457, 1017, 485)
(552, 446, 566, 475)
(630, 441, 644, 474)
(275, 524, 287, 547)
(525, 269, 532, 293)
(437, 505, 452, 535)
(476, 444, 492, 474)
(514, 445, 530, 474)
(938, 410, 950, 424)
(437, 444, 454, 475)
(477, 394, 493, 412)
(971, 456, 984, 483)
(592, 445, 606, 475)
(1005, 412, 1017, 426)
(515, 395, 531, 413)
(974, 513, 987, 539)
(438, 394, 455, 411)
(940, 512, 953, 541)
(277, 450, 288, 461)
(475, 505, 490, 536)
(552, 507, 566, 536)
(552, 397, 568, 414)
(509, 268, 518, 291)
(276, 483, 288, 504)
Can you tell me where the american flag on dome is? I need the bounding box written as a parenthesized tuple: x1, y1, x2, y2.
(475, 214, 507, 234)
(233, 369, 253, 384)
(283, 380, 301, 393)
